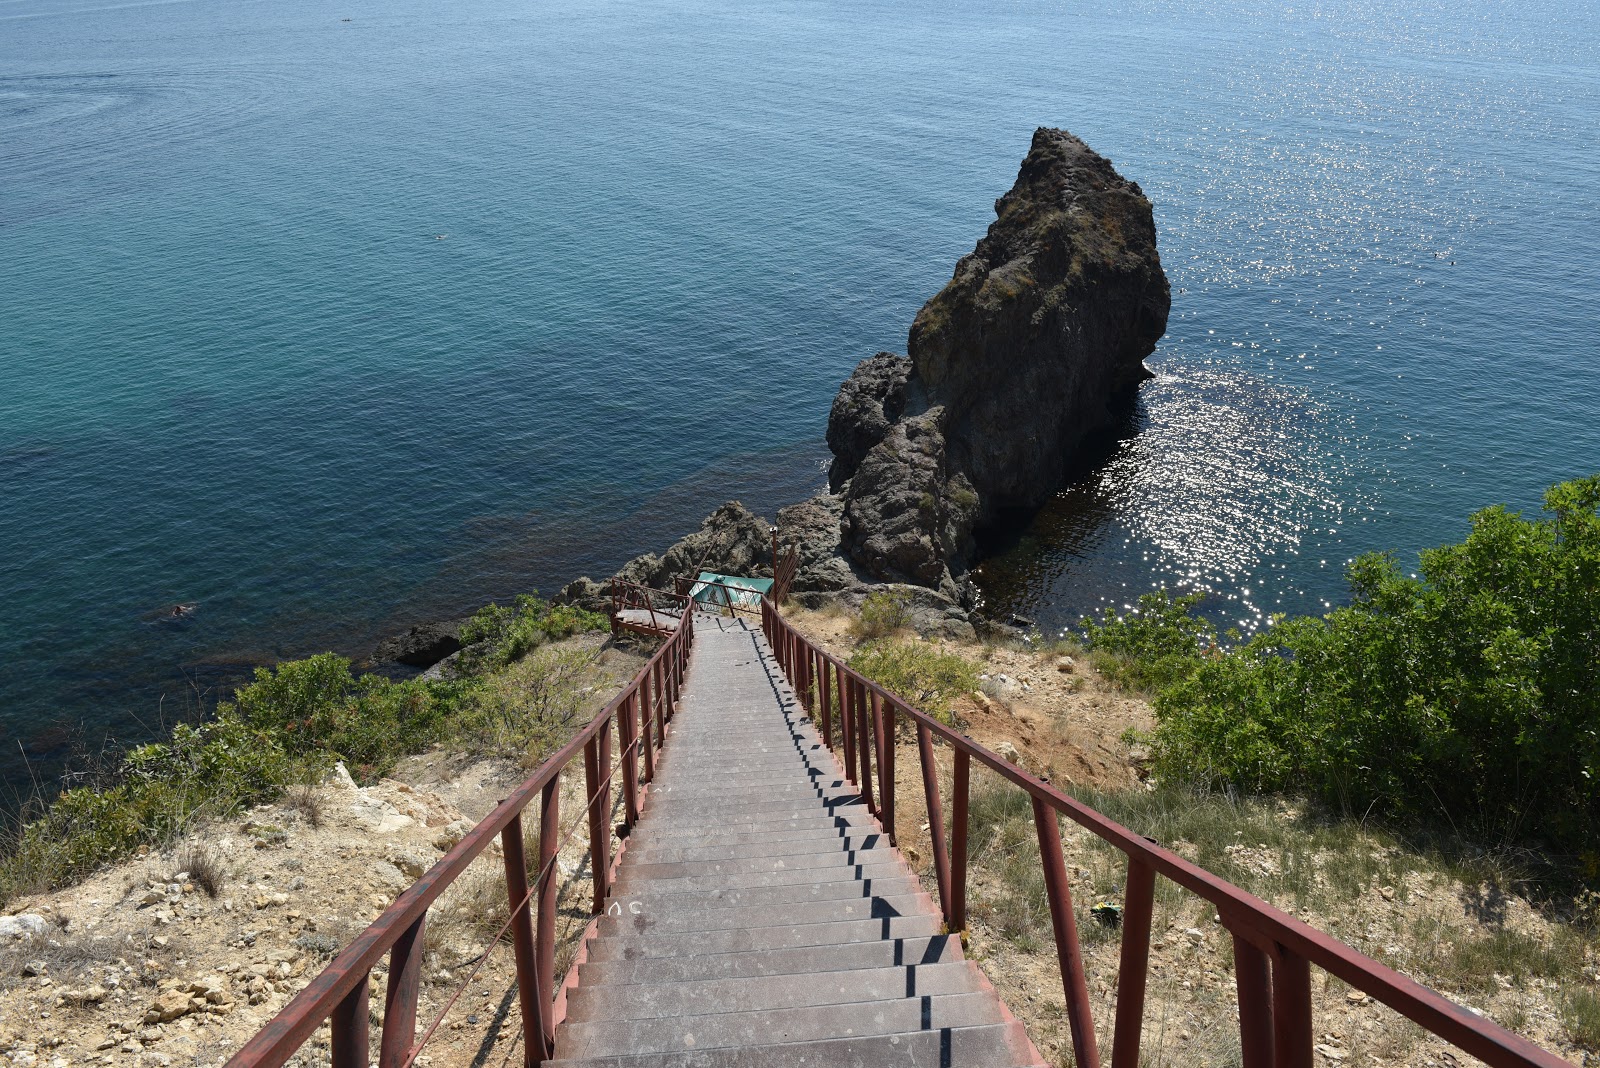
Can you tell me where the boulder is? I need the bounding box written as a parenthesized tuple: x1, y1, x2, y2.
(373, 619, 468, 668)
(829, 127, 1169, 591)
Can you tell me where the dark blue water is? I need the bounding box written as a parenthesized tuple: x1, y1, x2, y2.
(4, 0, 1597, 795)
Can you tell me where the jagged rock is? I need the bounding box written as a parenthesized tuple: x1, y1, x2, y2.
(774, 493, 861, 600)
(826, 352, 911, 490)
(558, 501, 778, 610)
(142, 988, 193, 1024)
(0, 915, 48, 942)
(372, 619, 469, 668)
(829, 128, 1169, 591)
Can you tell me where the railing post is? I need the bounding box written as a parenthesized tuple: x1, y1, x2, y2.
(1113, 858, 1157, 1068)
(1272, 944, 1313, 1068)
(916, 722, 952, 922)
(379, 913, 425, 1068)
(584, 736, 608, 914)
(536, 777, 559, 1051)
(620, 693, 640, 828)
(841, 673, 857, 784)
(1032, 795, 1101, 1068)
(1233, 931, 1275, 1068)
(818, 656, 833, 749)
(873, 691, 894, 845)
(330, 972, 369, 1068)
(950, 749, 969, 933)
(881, 698, 896, 845)
(856, 679, 875, 816)
(639, 669, 656, 785)
(502, 812, 551, 1065)
(653, 659, 667, 741)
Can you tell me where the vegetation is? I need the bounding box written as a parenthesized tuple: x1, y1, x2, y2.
(848, 640, 978, 724)
(849, 588, 915, 640)
(1078, 475, 1600, 856)
(0, 594, 609, 905)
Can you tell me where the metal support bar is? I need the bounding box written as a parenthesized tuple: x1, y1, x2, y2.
(536, 778, 559, 1050)
(916, 722, 952, 922)
(329, 972, 369, 1068)
(950, 749, 970, 933)
(378, 914, 424, 1068)
(1234, 933, 1275, 1068)
(639, 669, 655, 785)
(856, 677, 876, 816)
(882, 699, 896, 845)
(1112, 858, 1157, 1068)
(502, 814, 550, 1065)
(1272, 944, 1313, 1068)
(584, 737, 607, 915)
(620, 693, 640, 828)
(873, 692, 894, 845)
(1033, 795, 1101, 1068)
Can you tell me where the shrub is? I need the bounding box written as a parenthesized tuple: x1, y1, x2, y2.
(847, 641, 978, 724)
(1077, 590, 1213, 692)
(850, 589, 916, 641)
(460, 594, 607, 670)
(1147, 475, 1600, 851)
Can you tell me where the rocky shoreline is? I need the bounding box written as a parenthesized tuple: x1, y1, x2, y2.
(375, 127, 1170, 666)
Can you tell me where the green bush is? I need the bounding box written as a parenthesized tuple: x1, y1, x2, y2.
(461, 594, 607, 670)
(1078, 590, 1214, 692)
(851, 589, 916, 640)
(848, 640, 978, 724)
(1147, 475, 1600, 851)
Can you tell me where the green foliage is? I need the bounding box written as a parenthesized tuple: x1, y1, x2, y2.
(454, 645, 599, 764)
(1146, 475, 1600, 851)
(1, 715, 290, 900)
(460, 594, 607, 670)
(848, 640, 978, 724)
(851, 589, 915, 640)
(228, 653, 469, 780)
(1077, 590, 1214, 692)
(1564, 986, 1600, 1049)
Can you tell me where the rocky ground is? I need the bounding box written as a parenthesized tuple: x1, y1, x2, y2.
(0, 634, 642, 1068)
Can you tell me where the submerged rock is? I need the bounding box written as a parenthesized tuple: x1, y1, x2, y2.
(827, 127, 1170, 592)
(373, 619, 468, 668)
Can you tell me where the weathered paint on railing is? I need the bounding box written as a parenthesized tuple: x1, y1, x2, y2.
(760, 599, 1570, 1068)
(228, 611, 695, 1068)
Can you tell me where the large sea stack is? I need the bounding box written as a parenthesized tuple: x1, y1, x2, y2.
(820, 127, 1170, 598)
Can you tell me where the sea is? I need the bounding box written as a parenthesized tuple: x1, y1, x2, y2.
(3, 0, 1597, 801)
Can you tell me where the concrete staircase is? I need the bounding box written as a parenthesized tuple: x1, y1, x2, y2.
(551, 615, 1045, 1067)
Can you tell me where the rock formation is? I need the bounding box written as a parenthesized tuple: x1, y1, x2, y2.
(824, 127, 1170, 595)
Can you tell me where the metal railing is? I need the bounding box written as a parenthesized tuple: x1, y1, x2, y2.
(228, 611, 695, 1068)
(608, 579, 689, 636)
(759, 599, 1569, 1068)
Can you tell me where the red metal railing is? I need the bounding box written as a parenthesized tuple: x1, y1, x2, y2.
(760, 600, 1569, 1068)
(228, 610, 695, 1068)
(608, 579, 689, 636)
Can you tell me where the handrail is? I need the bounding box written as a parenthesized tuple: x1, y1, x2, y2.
(609, 579, 689, 635)
(759, 599, 1569, 1068)
(229, 610, 695, 1068)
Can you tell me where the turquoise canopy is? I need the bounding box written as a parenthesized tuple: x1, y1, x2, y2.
(689, 572, 773, 609)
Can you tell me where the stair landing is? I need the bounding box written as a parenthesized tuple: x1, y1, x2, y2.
(550, 617, 1045, 1067)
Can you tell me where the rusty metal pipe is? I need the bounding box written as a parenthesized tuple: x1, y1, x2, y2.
(950, 749, 970, 933)
(1234, 932, 1275, 1068)
(378, 914, 424, 1068)
(536, 778, 559, 1047)
(1112, 858, 1157, 1068)
(1273, 944, 1313, 1068)
(329, 972, 368, 1068)
(583, 738, 607, 915)
(502, 813, 549, 1065)
(1033, 794, 1100, 1068)
(916, 722, 952, 922)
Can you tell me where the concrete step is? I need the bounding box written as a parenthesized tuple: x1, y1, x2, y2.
(622, 830, 885, 864)
(637, 780, 849, 805)
(582, 914, 944, 961)
(595, 892, 928, 937)
(640, 793, 864, 818)
(549, 1021, 1043, 1068)
(552, 990, 1005, 1058)
(612, 858, 904, 895)
(563, 961, 984, 1022)
(576, 935, 963, 987)
(623, 809, 876, 841)
(605, 873, 916, 911)
(619, 845, 896, 880)
(621, 822, 875, 852)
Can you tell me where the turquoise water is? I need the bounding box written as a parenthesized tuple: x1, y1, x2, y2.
(3, 0, 1597, 795)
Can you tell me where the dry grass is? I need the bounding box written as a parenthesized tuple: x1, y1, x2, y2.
(173, 842, 228, 897)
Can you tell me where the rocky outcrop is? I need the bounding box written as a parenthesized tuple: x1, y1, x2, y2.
(373, 619, 469, 668)
(826, 127, 1170, 591)
(557, 501, 776, 612)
